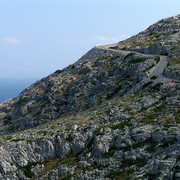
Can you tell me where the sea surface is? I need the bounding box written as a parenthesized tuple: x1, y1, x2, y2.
(0, 78, 39, 104)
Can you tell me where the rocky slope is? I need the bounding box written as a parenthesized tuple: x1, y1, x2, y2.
(0, 14, 179, 180)
(108, 14, 180, 80)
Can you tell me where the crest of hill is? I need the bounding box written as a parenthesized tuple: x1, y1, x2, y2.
(108, 14, 180, 79)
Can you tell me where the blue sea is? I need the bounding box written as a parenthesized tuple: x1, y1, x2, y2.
(0, 78, 39, 104)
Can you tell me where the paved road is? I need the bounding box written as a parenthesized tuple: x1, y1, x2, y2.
(96, 45, 168, 77)
(96, 45, 180, 95)
(150, 56, 168, 76)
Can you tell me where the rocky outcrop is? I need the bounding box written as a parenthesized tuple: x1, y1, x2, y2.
(0, 117, 180, 179)
(164, 68, 180, 80)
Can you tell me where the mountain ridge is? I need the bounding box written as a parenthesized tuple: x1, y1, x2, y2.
(0, 14, 179, 180)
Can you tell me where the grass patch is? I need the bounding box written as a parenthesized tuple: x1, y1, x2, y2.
(1, 135, 12, 140)
(168, 57, 180, 66)
(38, 155, 77, 178)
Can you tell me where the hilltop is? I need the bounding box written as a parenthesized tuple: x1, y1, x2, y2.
(0, 14, 179, 180)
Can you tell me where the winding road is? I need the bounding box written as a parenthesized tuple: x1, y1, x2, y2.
(96, 44, 180, 95)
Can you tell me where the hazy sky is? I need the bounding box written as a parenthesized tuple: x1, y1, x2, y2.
(0, 0, 179, 78)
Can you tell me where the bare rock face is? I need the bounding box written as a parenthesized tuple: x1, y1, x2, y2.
(0, 14, 179, 180)
(144, 43, 168, 55)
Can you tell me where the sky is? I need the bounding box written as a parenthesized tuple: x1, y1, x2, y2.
(0, 0, 179, 79)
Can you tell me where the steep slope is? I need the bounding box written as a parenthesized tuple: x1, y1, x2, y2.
(0, 14, 179, 180)
(0, 49, 162, 135)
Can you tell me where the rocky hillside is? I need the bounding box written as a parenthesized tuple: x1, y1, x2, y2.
(108, 14, 180, 80)
(0, 15, 179, 180)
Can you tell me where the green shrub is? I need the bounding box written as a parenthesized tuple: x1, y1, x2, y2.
(20, 161, 42, 178)
(150, 75, 157, 80)
(144, 65, 154, 72)
(128, 58, 145, 65)
(108, 56, 120, 60)
(106, 92, 115, 100)
(149, 32, 158, 37)
(122, 107, 131, 112)
(96, 57, 105, 62)
(168, 57, 180, 66)
(40, 102, 46, 108)
(93, 171, 100, 176)
(27, 139, 33, 144)
(105, 170, 121, 178)
(142, 114, 159, 123)
(11, 138, 25, 142)
(146, 141, 158, 153)
(60, 174, 73, 180)
(150, 83, 163, 91)
(109, 46, 119, 50)
(112, 121, 132, 130)
(102, 151, 115, 158)
(138, 107, 148, 112)
(121, 158, 147, 168)
(175, 110, 180, 122)
(120, 145, 131, 152)
(105, 169, 134, 178)
(124, 53, 136, 59)
(142, 81, 153, 89)
(154, 56, 160, 63)
(65, 135, 73, 142)
(3, 118, 13, 125)
(2, 135, 12, 140)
